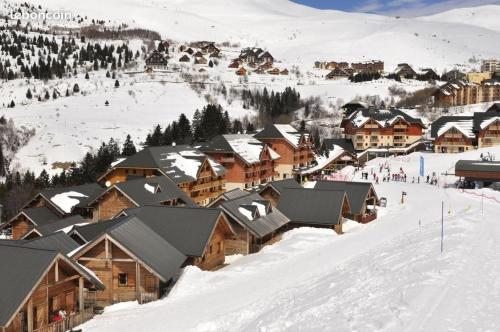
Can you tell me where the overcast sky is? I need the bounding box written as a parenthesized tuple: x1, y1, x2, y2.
(293, 0, 500, 16)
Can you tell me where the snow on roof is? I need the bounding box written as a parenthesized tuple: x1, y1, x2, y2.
(437, 120, 475, 138)
(160, 151, 202, 179)
(274, 124, 303, 148)
(225, 135, 269, 164)
(251, 201, 267, 216)
(302, 146, 347, 175)
(238, 207, 254, 221)
(50, 191, 88, 213)
(144, 183, 156, 194)
(480, 117, 500, 130)
(268, 147, 281, 160)
(352, 112, 370, 127)
(208, 157, 225, 175)
(111, 158, 126, 167)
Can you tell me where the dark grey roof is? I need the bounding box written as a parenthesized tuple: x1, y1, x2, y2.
(105, 217, 186, 282)
(0, 243, 103, 327)
(111, 145, 225, 184)
(472, 112, 500, 132)
(39, 183, 105, 213)
(314, 181, 376, 215)
(70, 218, 124, 243)
(347, 108, 424, 127)
(125, 206, 226, 257)
(260, 178, 302, 195)
(487, 103, 500, 113)
(455, 160, 500, 173)
(219, 193, 289, 238)
(26, 215, 88, 237)
(221, 188, 250, 201)
(429, 116, 473, 138)
(277, 188, 348, 226)
(322, 139, 356, 155)
(22, 232, 80, 255)
(0, 244, 58, 327)
(18, 206, 60, 226)
(99, 176, 195, 207)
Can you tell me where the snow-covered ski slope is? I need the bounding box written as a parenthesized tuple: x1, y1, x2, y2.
(13, 0, 500, 71)
(80, 146, 500, 332)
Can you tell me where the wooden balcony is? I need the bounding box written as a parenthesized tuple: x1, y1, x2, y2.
(191, 179, 225, 191)
(220, 157, 235, 163)
(34, 307, 94, 332)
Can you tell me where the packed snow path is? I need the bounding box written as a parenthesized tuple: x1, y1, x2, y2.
(81, 149, 500, 331)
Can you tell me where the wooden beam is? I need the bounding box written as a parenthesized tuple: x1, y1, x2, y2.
(79, 277, 84, 312)
(27, 298, 33, 332)
(105, 238, 109, 259)
(48, 275, 80, 287)
(78, 257, 135, 262)
(55, 260, 59, 282)
(136, 262, 141, 304)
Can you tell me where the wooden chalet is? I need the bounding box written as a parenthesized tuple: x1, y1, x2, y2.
(280, 68, 289, 75)
(209, 190, 290, 254)
(98, 146, 226, 206)
(254, 124, 315, 179)
(276, 188, 350, 234)
(201, 43, 220, 54)
(314, 181, 379, 223)
(341, 108, 425, 151)
(267, 68, 280, 75)
(393, 63, 417, 79)
(194, 56, 208, 65)
(72, 216, 187, 306)
(200, 134, 281, 191)
(193, 51, 204, 58)
(351, 60, 384, 72)
(228, 59, 241, 68)
(2, 207, 59, 240)
(430, 116, 476, 153)
(473, 112, 500, 148)
(19, 184, 104, 221)
(122, 206, 235, 270)
(417, 68, 439, 81)
(258, 178, 302, 207)
(145, 50, 168, 70)
(88, 176, 195, 221)
(179, 54, 191, 62)
(487, 102, 500, 113)
(258, 62, 273, 71)
(21, 215, 88, 240)
(185, 48, 194, 55)
(441, 69, 466, 82)
(326, 67, 351, 80)
(0, 241, 104, 332)
(236, 67, 248, 76)
(302, 139, 358, 178)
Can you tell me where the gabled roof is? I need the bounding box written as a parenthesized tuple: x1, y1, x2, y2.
(21, 232, 80, 255)
(34, 184, 105, 214)
(8, 206, 59, 228)
(277, 188, 349, 226)
(200, 134, 280, 165)
(487, 103, 500, 113)
(93, 176, 195, 208)
(259, 178, 302, 195)
(69, 218, 124, 243)
(314, 181, 377, 215)
(124, 206, 232, 257)
(346, 108, 424, 128)
(102, 145, 225, 184)
(472, 112, 500, 131)
(0, 243, 104, 327)
(23, 215, 88, 238)
(430, 116, 474, 138)
(322, 138, 356, 155)
(254, 124, 308, 148)
(87, 217, 187, 282)
(219, 193, 290, 238)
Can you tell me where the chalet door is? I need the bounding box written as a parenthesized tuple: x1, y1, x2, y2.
(145, 275, 156, 292)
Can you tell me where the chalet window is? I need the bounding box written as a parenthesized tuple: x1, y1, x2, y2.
(118, 273, 128, 286)
(210, 245, 213, 254)
(218, 242, 223, 253)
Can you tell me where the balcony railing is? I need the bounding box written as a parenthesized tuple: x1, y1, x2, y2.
(34, 307, 94, 332)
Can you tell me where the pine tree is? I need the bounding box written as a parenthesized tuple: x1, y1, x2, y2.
(52, 90, 58, 99)
(73, 83, 80, 93)
(0, 142, 5, 176)
(176, 114, 192, 144)
(9, 100, 15, 108)
(26, 89, 33, 99)
(36, 170, 50, 188)
(299, 120, 306, 133)
(246, 122, 255, 133)
(122, 134, 137, 156)
(114, 80, 120, 88)
(85, 72, 89, 79)
(44, 91, 50, 100)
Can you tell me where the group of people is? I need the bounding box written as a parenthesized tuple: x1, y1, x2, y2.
(358, 162, 440, 187)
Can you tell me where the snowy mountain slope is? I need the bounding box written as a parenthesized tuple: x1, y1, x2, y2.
(79, 145, 500, 332)
(419, 5, 500, 32)
(12, 0, 500, 71)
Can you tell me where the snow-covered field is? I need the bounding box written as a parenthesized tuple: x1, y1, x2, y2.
(79, 146, 500, 332)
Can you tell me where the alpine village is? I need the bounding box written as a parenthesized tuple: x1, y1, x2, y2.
(1, 1, 500, 332)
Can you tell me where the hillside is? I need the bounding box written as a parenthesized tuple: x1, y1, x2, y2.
(79, 145, 500, 331)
